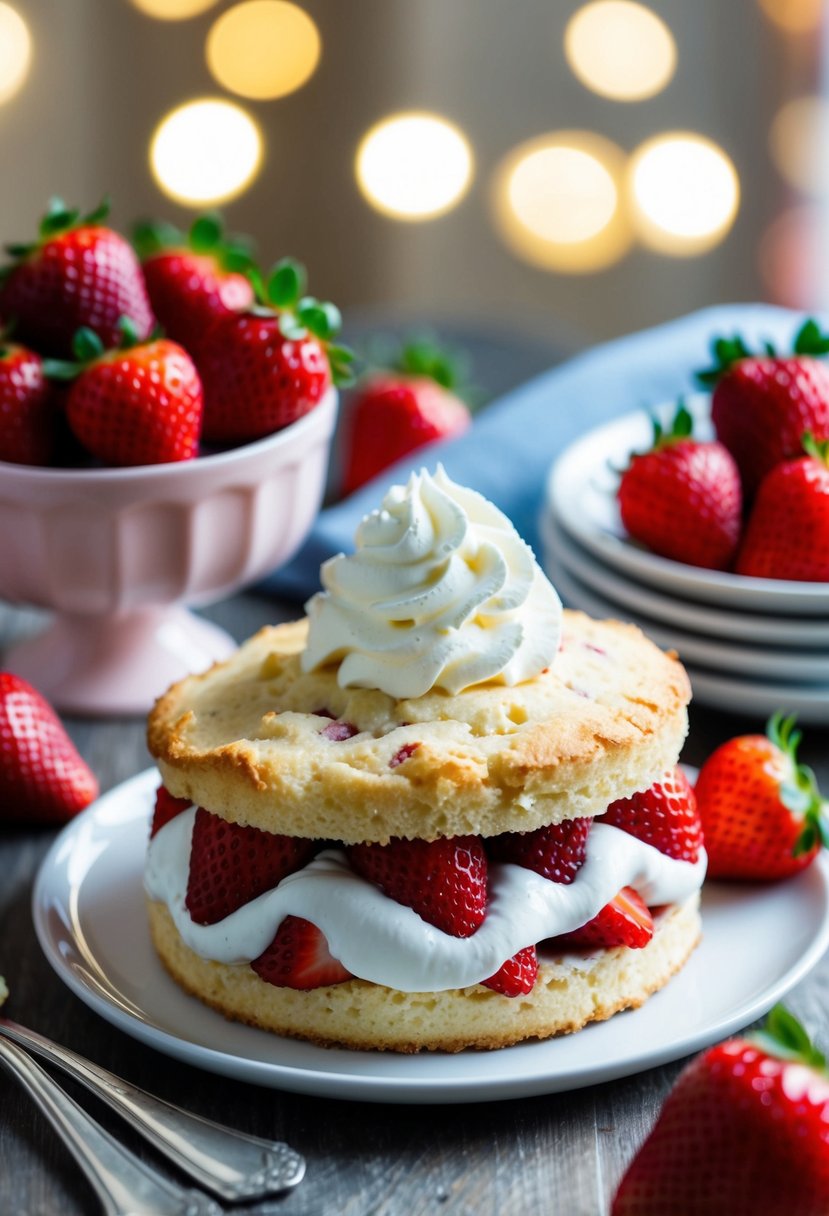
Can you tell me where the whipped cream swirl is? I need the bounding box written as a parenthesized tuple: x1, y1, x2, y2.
(301, 466, 563, 698)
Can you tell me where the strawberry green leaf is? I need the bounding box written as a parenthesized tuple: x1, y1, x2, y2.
(40, 204, 80, 238)
(72, 327, 105, 363)
(222, 243, 255, 275)
(132, 219, 183, 260)
(3, 243, 34, 258)
(769, 712, 828, 859)
(117, 315, 141, 349)
(189, 211, 223, 254)
(752, 1004, 827, 1072)
(802, 431, 829, 464)
(297, 298, 341, 341)
(267, 259, 306, 309)
(793, 316, 829, 356)
(41, 358, 81, 382)
(82, 196, 111, 226)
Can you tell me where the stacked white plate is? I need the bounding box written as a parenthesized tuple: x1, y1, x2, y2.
(540, 397, 829, 723)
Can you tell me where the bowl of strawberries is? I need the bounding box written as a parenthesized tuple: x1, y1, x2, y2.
(0, 200, 351, 715)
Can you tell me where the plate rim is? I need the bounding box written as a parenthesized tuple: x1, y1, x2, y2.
(546, 397, 829, 614)
(32, 768, 829, 1104)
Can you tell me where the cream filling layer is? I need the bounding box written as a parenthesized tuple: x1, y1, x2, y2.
(145, 809, 707, 992)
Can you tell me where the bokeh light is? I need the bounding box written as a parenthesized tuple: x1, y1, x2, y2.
(131, 0, 220, 18)
(150, 99, 263, 206)
(564, 1, 676, 101)
(627, 133, 740, 255)
(0, 3, 31, 106)
(206, 1, 321, 101)
(493, 132, 632, 273)
(756, 0, 823, 33)
(759, 204, 822, 307)
(769, 95, 829, 197)
(356, 112, 474, 221)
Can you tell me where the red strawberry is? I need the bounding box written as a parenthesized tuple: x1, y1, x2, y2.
(341, 336, 472, 494)
(482, 945, 538, 996)
(612, 1004, 829, 1216)
(185, 808, 316, 925)
(252, 916, 351, 990)
(197, 258, 353, 443)
(49, 323, 203, 466)
(134, 212, 254, 362)
(0, 198, 154, 357)
(698, 318, 829, 497)
(489, 816, 590, 883)
(150, 786, 191, 838)
(598, 768, 703, 863)
(551, 886, 653, 951)
(694, 712, 827, 881)
(735, 434, 829, 581)
(0, 672, 98, 823)
(0, 341, 58, 465)
(618, 401, 743, 571)
(348, 835, 487, 937)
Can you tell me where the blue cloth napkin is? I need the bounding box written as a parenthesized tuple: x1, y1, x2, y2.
(264, 303, 807, 603)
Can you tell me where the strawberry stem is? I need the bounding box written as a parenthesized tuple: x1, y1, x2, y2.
(750, 1004, 827, 1073)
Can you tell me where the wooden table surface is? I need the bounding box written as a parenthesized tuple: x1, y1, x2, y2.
(1, 594, 828, 1216)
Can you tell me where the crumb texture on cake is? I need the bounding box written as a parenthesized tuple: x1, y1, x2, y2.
(148, 895, 700, 1053)
(147, 611, 690, 843)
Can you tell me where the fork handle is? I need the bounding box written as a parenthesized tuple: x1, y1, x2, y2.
(0, 1035, 222, 1216)
(0, 1019, 304, 1202)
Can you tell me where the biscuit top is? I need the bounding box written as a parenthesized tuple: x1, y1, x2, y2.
(148, 611, 691, 844)
(301, 466, 562, 699)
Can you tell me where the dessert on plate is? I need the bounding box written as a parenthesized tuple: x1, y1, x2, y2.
(145, 467, 705, 1052)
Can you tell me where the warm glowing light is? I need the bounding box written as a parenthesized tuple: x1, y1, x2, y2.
(493, 132, 632, 273)
(356, 112, 473, 221)
(131, 0, 219, 18)
(206, 1, 320, 101)
(150, 99, 262, 206)
(759, 205, 821, 308)
(627, 133, 739, 255)
(564, 1, 676, 101)
(770, 96, 829, 196)
(0, 3, 31, 105)
(757, 0, 823, 33)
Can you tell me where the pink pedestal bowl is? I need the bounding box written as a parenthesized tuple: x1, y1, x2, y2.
(0, 389, 337, 716)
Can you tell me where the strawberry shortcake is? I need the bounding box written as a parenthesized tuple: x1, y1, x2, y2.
(146, 467, 705, 1052)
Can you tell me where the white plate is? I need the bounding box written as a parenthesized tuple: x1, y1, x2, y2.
(33, 770, 829, 1104)
(546, 396, 829, 615)
(545, 555, 829, 724)
(540, 509, 829, 649)
(542, 522, 829, 682)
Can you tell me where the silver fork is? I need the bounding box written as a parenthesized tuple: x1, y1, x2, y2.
(0, 1018, 305, 1202)
(0, 1033, 223, 1216)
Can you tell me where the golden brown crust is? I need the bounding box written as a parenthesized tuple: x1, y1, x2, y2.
(147, 612, 691, 844)
(148, 895, 700, 1053)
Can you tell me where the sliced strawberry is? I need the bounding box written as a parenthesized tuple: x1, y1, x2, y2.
(598, 768, 703, 863)
(251, 915, 352, 989)
(151, 786, 191, 838)
(348, 835, 487, 937)
(551, 886, 654, 951)
(482, 945, 538, 996)
(489, 817, 590, 883)
(185, 808, 316, 926)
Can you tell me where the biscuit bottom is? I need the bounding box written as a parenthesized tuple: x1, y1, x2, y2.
(148, 895, 701, 1053)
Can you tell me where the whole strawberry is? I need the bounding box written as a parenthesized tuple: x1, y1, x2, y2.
(0, 198, 154, 358)
(612, 1004, 829, 1216)
(617, 401, 743, 570)
(341, 337, 472, 495)
(0, 339, 57, 465)
(695, 712, 827, 881)
(133, 212, 254, 362)
(0, 672, 98, 824)
(47, 321, 203, 466)
(697, 317, 829, 496)
(736, 434, 829, 581)
(197, 258, 353, 444)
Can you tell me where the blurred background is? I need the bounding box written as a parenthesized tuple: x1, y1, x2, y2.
(0, 0, 826, 362)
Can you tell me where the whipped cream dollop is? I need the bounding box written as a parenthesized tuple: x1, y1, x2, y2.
(145, 808, 707, 992)
(301, 466, 563, 699)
